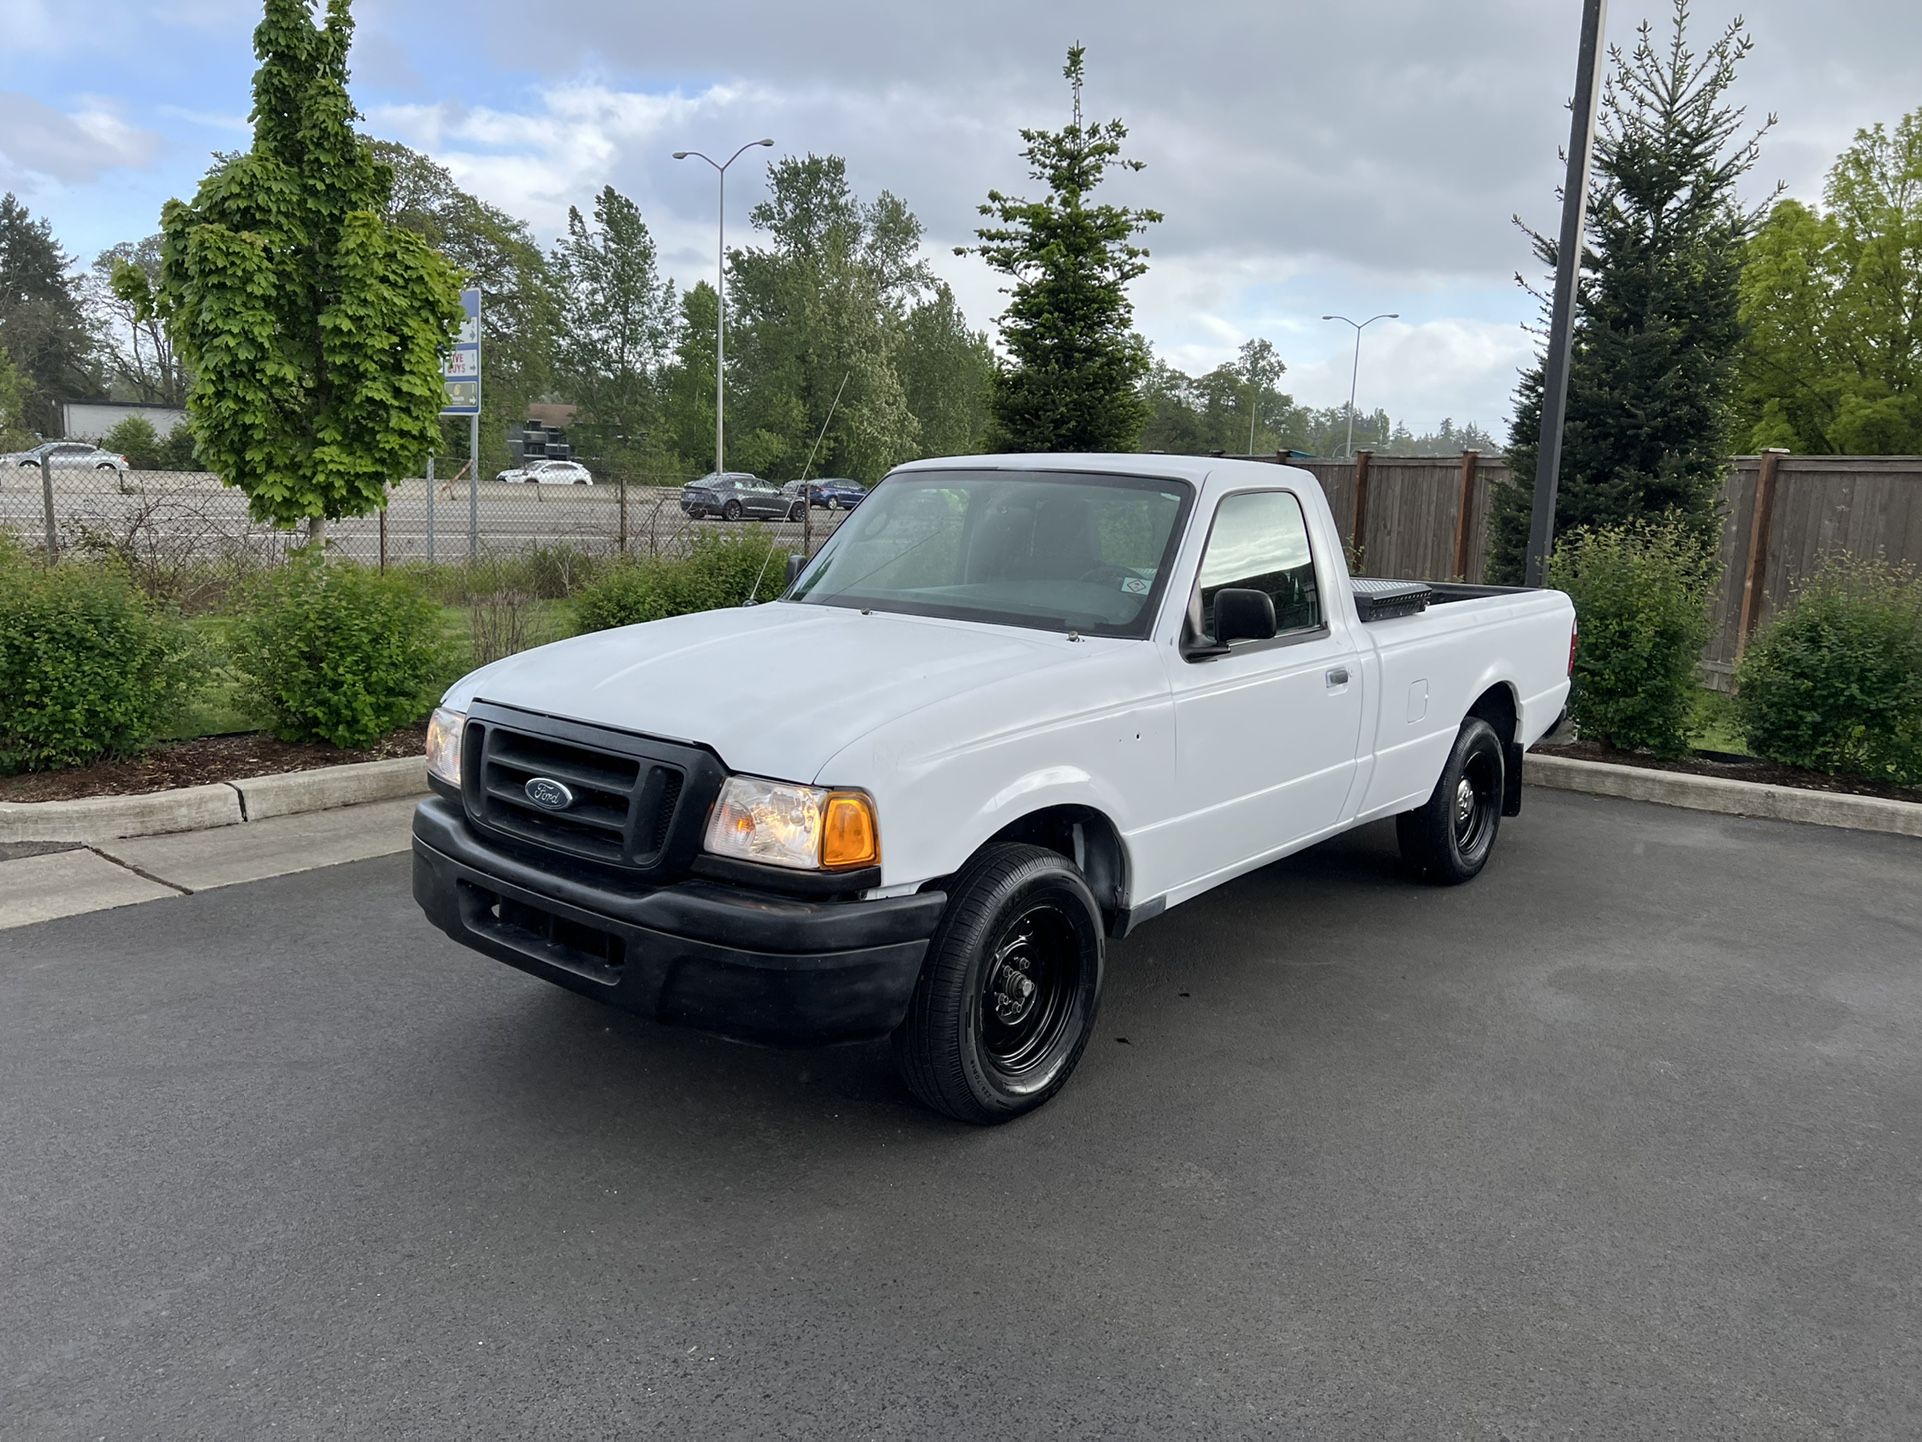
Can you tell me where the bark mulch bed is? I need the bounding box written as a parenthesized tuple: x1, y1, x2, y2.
(1542, 739, 1922, 807)
(0, 723, 428, 804)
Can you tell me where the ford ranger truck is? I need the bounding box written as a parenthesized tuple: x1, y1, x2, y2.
(412, 454, 1576, 1123)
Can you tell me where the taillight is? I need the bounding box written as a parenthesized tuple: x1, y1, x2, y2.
(1568, 621, 1579, 676)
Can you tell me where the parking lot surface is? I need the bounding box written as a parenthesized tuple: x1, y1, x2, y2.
(4, 791, 1919, 1438)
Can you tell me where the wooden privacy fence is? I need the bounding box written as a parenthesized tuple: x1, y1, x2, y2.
(1221, 449, 1922, 688)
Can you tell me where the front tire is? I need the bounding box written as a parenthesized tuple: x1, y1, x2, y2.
(721, 500, 743, 521)
(787, 501, 806, 522)
(1397, 716, 1505, 884)
(893, 843, 1104, 1124)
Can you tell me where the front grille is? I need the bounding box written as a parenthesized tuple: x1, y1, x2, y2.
(461, 705, 715, 874)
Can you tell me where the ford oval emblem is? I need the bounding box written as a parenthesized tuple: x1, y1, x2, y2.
(524, 776, 575, 811)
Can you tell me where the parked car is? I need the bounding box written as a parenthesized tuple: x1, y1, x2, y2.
(414, 453, 1576, 1124)
(682, 473, 804, 522)
(494, 459, 593, 485)
(2, 441, 129, 472)
(808, 478, 868, 510)
(780, 477, 869, 510)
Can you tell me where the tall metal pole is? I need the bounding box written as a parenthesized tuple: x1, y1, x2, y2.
(715, 164, 726, 479)
(468, 412, 480, 561)
(1321, 313, 1398, 458)
(674, 139, 774, 478)
(1524, 0, 1610, 588)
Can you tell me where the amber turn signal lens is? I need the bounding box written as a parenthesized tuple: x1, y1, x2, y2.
(820, 793, 879, 868)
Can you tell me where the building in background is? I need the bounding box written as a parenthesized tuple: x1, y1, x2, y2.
(60, 400, 187, 441)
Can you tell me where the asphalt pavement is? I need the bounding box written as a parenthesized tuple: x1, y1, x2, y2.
(3, 791, 1919, 1439)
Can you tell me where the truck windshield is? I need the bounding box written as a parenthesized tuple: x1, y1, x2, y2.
(786, 469, 1192, 638)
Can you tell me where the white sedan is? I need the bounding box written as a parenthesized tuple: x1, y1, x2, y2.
(494, 459, 593, 485)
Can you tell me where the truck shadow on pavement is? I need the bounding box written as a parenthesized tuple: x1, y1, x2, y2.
(455, 819, 1425, 1145)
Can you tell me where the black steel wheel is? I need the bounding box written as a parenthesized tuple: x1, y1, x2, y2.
(721, 499, 743, 521)
(1396, 716, 1505, 885)
(893, 843, 1103, 1124)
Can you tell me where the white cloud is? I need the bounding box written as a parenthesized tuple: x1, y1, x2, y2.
(0, 93, 158, 189)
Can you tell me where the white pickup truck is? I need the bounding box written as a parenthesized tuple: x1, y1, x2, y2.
(413, 454, 1575, 1123)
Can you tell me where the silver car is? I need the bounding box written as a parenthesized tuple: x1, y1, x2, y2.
(3, 441, 130, 472)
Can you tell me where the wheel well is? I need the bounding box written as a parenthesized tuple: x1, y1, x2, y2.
(968, 805, 1129, 936)
(1468, 682, 1524, 816)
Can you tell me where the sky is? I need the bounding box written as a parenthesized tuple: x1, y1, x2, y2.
(1, 0, 1913, 435)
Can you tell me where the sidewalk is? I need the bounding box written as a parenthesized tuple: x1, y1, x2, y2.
(0, 797, 418, 930)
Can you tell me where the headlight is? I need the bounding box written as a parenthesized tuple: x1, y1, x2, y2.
(703, 776, 879, 871)
(426, 706, 465, 786)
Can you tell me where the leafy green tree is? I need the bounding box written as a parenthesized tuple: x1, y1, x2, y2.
(1235, 339, 1286, 452)
(898, 282, 995, 458)
(89, 236, 187, 407)
(550, 185, 678, 463)
(1736, 109, 1922, 453)
(0, 193, 100, 433)
(726, 154, 924, 480)
(0, 349, 34, 450)
(372, 140, 557, 474)
(660, 281, 718, 474)
(1490, 3, 1774, 583)
(116, 0, 463, 542)
(966, 46, 1161, 452)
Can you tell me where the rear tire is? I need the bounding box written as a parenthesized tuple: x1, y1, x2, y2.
(1397, 717, 1504, 885)
(893, 843, 1104, 1125)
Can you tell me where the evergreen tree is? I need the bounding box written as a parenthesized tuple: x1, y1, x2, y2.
(965, 46, 1161, 452)
(1490, 2, 1774, 583)
(0, 193, 99, 434)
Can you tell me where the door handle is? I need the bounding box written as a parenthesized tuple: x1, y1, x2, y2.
(1326, 667, 1351, 688)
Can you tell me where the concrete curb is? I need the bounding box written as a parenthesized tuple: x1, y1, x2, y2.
(0, 756, 425, 844)
(1525, 752, 1922, 839)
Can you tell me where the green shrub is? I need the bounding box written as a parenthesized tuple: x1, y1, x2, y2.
(98, 416, 164, 470)
(1548, 517, 1717, 755)
(228, 556, 451, 747)
(156, 423, 202, 471)
(1734, 558, 1922, 785)
(0, 559, 209, 771)
(573, 532, 783, 633)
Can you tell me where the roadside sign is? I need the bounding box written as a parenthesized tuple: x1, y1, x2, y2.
(441, 288, 481, 415)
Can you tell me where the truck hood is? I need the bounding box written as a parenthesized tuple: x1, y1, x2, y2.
(443, 602, 1134, 783)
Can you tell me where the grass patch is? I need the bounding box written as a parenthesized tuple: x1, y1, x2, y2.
(1690, 688, 1749, 756)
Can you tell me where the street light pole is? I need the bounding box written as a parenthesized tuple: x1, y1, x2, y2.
(1321, 313, 1398, 458)
(673, 138, 774, 478)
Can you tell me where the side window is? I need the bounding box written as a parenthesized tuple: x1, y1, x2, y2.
(1194, 491, 1323, 643)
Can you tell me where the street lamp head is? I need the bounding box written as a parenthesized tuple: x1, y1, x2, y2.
(672, 151, 690, 160)
(1321, 314, 1339, 321)
(756, 138, 774, 147)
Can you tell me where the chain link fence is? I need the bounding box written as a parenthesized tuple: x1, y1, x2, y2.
(2, 460, 854, 606)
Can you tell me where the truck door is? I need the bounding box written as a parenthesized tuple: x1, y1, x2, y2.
(1161, 488, 1365, 888)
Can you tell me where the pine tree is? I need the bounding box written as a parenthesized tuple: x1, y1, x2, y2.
(0, 193, 99, 433)
(1490, 2, 1774, 583)
(965, 46, 1161, 452)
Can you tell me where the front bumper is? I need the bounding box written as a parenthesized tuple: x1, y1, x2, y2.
(411, 797, 944, 1046)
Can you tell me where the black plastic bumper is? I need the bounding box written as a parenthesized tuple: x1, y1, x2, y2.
(411, 797, 944, 1045)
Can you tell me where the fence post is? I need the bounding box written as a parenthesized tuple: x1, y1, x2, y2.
(378, 500, 388, 572)
(1452, 449, 1481, 581)
(1735, 447, 1790, 658)
(618, 474, 628, 555)
(38, 454, 59, 565)
(1351, 449, 1373, 564)
(425, 456, 436, 564)
(468, 413, 480, 562)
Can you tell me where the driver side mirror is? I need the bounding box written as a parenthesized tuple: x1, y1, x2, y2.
(1213, 587, 1277, 645)
(784, 553, 805, 588)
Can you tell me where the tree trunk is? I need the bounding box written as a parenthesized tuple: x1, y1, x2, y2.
(302, 514, 328, 549)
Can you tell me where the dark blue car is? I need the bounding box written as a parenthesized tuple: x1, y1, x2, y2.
(806, 478, 868, 510)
